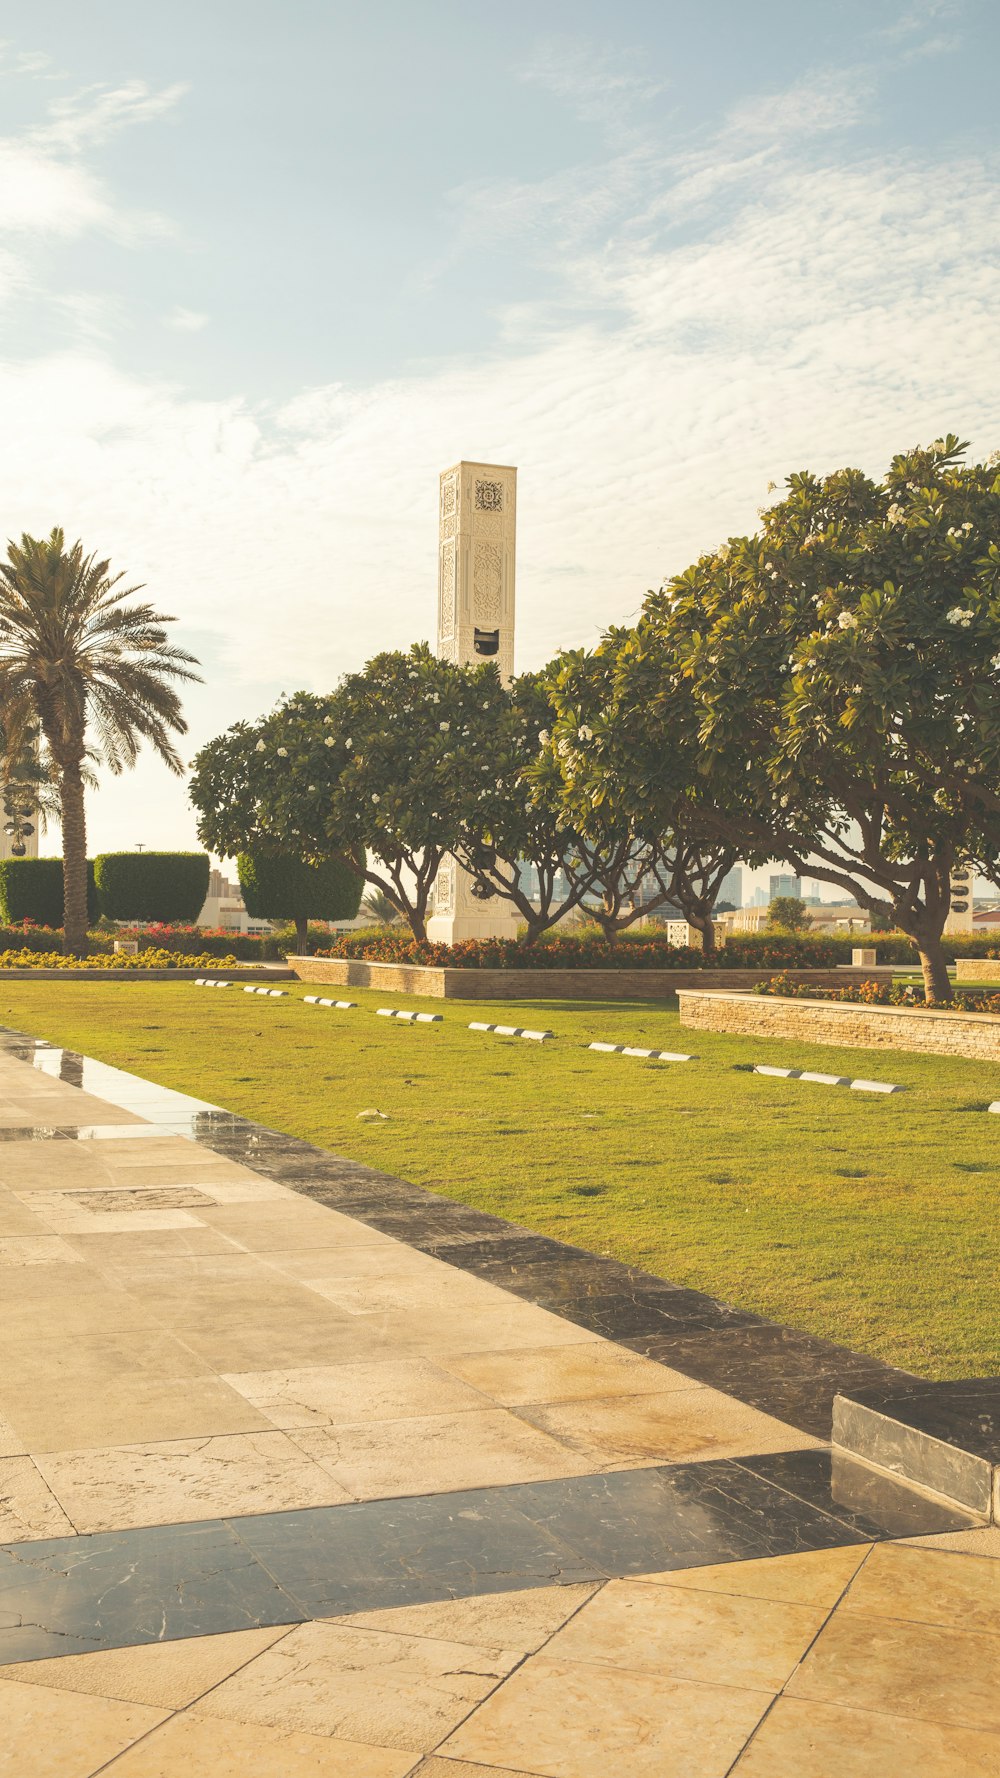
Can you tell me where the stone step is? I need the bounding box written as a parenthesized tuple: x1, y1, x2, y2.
(832, 1378, 1000, 1520)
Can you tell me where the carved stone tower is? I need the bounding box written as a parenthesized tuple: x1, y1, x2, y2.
(436, 460, 517, 684)
(426, 460, 522, 943)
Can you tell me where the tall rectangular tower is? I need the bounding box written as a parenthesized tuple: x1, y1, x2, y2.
(427, 459, 521, 942)
(437, 461, 516, 686)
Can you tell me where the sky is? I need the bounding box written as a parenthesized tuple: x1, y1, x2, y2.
(0, 0, 998, 885)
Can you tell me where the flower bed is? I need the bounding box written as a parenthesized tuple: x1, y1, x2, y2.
(753, 972, 1000, 1014)
(312, 932, 862, 970)
(0, 921, 289, 960)
(0, 948, 240, 970)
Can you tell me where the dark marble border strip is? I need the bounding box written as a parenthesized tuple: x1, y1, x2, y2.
(0, 1449, 974, 1665)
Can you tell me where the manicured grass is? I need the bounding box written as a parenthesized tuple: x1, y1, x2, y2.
(3, 979, 999, 1380)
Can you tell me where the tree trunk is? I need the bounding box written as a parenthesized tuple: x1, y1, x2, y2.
(60, 762, 89, 958)
(916, 934, 952, 1005)
(294, 914, 309, 954)
(689, 909, 716, 957)
(403, 903, 427, 942)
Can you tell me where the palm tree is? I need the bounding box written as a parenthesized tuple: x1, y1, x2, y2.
(361, 888, 403, 927)
(0, 530, 201, 955)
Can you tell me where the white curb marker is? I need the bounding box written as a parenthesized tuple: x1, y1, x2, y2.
(469, 1022, 553, 1042)
(376, 1008, 442, 1023)
(588, 1042, 693, 1062)
(194, 978, 235, 988)
(242, 986, 288, 997)
(751, 1064, 903, 1093)
(303, 996, 357, 1009)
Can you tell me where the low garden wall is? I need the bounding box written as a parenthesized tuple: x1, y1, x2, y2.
(289, 957, 895, 1002)
(955, 960, 1000, 983)
(677, 988, 1000, 1062)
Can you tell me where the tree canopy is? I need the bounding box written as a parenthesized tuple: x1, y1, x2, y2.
(638, 435, 1000, 998)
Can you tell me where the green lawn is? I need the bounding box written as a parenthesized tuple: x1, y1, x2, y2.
(4, 979, 999, 1380)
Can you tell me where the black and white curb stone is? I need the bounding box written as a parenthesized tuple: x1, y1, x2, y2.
(469, 1022, 554, 1042)
(376, 1008, 443, 1023)
(193, 978, 234, 988)
(242, 986, 288, 998)
(751, 1064, 904, 1094)
(588, 1041, 693, 1062)
(303, 996, 358, 1009)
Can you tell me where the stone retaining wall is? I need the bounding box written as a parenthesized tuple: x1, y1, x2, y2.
(289, 957, 895, 1002)
(677, 988, 1000, 1062)
(955, 960, 1000, 983)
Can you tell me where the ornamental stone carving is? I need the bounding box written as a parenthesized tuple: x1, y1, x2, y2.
(475, 478, 504, 511)
(435, 860, 454, 913)
(473, 541, 502, 626)
(440, 544, 456, 637)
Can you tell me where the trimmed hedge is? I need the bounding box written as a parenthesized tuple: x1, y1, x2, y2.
(94, 853, 211, 924)
(728, 931, 1000, 965)
(313, 927, 1000, 971)
(0, 859, 97, 927)
(237, 851, 362, 926)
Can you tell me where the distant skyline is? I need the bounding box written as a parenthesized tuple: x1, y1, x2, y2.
(1, 0, 997, 892)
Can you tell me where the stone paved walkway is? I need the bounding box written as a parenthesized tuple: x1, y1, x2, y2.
(0, 1029, 997, 1775)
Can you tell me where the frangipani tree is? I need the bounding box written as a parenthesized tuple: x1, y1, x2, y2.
(532, 637, 739, 952)
(639, 436, 1000, 1001)
(192, 648, 505, 941)
(447, 669, 599, 943)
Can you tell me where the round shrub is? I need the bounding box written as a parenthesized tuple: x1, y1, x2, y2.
(237, 851, 362, 952)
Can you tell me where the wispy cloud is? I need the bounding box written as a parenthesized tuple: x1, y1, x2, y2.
(35, 79, 187, 152)
(878, 0, 964, 55)
(519, 36, 666, 137)
(164, 307, 209, 333)
(723, 69, 874, 142)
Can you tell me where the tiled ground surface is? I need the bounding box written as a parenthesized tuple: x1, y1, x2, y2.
(0, 1026, 997, 1773)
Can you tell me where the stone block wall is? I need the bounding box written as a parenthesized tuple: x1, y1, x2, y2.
(289, 958, 895, 1003)
(954, 960, 1000, 983)
(677, 988, 1000, 1062)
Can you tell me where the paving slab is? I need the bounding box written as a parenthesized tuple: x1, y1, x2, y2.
(0, 1022, 994, 1773)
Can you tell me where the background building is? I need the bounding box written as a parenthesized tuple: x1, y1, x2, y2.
(716, 865, 743, 909)
(769, 872, 802, 900)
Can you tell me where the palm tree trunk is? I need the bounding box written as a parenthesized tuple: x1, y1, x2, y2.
(295, 914, 309, 954)
(60, 761, 89, 957)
